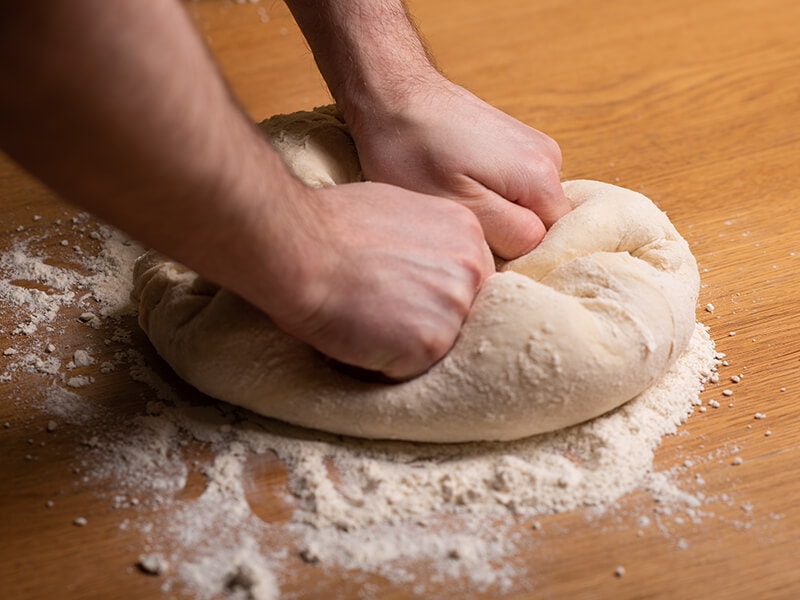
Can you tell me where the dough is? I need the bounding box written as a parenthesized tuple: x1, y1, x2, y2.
(132, 107, 699, 443)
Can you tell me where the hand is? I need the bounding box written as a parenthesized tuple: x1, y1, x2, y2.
(268, 181, 495, 379)
(347, 75, 571, 260)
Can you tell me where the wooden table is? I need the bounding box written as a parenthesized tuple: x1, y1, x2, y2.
(2, 0, 799, 598)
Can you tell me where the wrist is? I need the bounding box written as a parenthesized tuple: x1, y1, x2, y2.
(286, 0, 442, 130)
(218, 151, 328, 324)
(339, 66, 445, 138)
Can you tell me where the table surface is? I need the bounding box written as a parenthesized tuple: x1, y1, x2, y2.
(2, 0, 799, 598)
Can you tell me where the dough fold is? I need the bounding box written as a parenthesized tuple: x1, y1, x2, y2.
(132, 107, 699, 443)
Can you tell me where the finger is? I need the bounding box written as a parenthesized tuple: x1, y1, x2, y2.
(511, 161, 572, 229)
(480, 240, 496, 278)
(443, 197, 499, 280)
(464, 190, 547, 260)
(379, 319, 457, 381)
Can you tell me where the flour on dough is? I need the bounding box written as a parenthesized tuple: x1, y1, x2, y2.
(132, 106, 700, 443)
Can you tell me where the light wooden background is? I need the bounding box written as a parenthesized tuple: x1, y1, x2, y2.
(2, 0, 799, 598)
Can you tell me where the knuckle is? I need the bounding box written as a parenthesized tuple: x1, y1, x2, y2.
(543, 136, 563, 168)
(525, 154, 560, 185)
(524, 130, 562, 167)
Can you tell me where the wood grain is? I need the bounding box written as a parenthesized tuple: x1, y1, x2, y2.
(2, 0, 800, 598)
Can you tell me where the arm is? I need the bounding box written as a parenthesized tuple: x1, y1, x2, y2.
(0, 0, 493, 378)
(286, 0, 571, 259)
(0, 0, 299, 305)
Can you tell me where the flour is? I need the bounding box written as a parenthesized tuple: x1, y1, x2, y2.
(218, 324, 714, 542)
(2, 213, 726, 599)
(161, 449, 281, 600)
(43, 384, 99, 424)
(89, 415, 188, 495)
(71, 349, 94, 367)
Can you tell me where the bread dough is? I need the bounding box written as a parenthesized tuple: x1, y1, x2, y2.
(132, 107, 699, 443)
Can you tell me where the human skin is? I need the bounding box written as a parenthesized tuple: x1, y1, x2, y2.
(285, 0, 570, 259)
(0, 0, 565, 378)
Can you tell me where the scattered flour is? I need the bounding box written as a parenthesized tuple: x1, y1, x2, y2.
(43, 383, 100, 424)
(1, 213, 735, 599)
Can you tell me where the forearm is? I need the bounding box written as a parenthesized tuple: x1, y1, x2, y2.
(0, 0, 499, 378)
(285, 0, 569, 259)
(285, 0, 441, 125)
(0, 0, 308, 308)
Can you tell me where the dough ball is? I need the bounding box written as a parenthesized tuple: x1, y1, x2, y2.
(132, 107, 699, 443)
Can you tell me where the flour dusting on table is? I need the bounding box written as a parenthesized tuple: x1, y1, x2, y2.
(1, 214, 729, 599)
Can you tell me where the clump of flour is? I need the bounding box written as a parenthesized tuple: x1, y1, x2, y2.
(1, 214, 719, 599)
